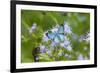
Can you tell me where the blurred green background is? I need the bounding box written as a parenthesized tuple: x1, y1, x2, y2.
(21, 10, 90, 63)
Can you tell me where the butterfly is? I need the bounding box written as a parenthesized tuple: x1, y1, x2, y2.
(46, 24, 65, 43)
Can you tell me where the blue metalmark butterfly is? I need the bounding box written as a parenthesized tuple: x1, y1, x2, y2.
(46, 24, 65, 43)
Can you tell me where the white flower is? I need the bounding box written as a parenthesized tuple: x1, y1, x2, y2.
(64, 39, 70, 46)
(35, 57, 39, 60)
(40, 45, 46, 53)
(47, 50, 51, 55)
(77, 16, 86, 22)
(29, 23, 37, 33)
(79, 33, 90, 42)
(65, 54, 71, 59)
(64, 22, 72, 34)
(60, 38, 71, 51)
(72, 33, 78, 40)
(65, 54, 69, 57)
(42, 34, 49, 42)
(77, 54, 84, 60)
(40, 45, 45, 49)
(66, 45, 72, 51)
(51, 41, 59, 47)
(60, 43, 65, 47)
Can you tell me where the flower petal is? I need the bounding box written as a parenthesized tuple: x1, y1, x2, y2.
(64, 22, 72, 34)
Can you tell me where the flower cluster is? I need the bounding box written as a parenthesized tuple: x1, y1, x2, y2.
(39, 22, 73, 60)
(31, 21, 89, 61)
(64, 22, 72, 34)
(29, 23, 37, 34)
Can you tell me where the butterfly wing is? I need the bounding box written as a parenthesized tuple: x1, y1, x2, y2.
(58, 34, 65, 42)
(58, 25, 64, 34)
(57, 25, 65, 42)
(46, 31, 55, 40)
(54, 35, 60, 43)
(53, 33, 65, 43)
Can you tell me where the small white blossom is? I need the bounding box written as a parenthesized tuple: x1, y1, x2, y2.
(51, 41, 59, 47)
(72, 33, 78, 40)
(43, 34, 49, 42)
(79, 33, 90, 42)
(77, 54, 84, 60)
(65, 54, 69, 57)
(66, 45, 72, 51)
(40, 45, 45, 49)
(60, 43, 65, 47)
(65, 54, 71, 59)
(29, 23, 37, 33)
(60, 38, 71, 51)
(64, 22, 72, 34)
(40, 45, 46, 53)
(35, 57, 39, 60)
(47, 50, 51, 55)
(78, 16, 86, 22)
